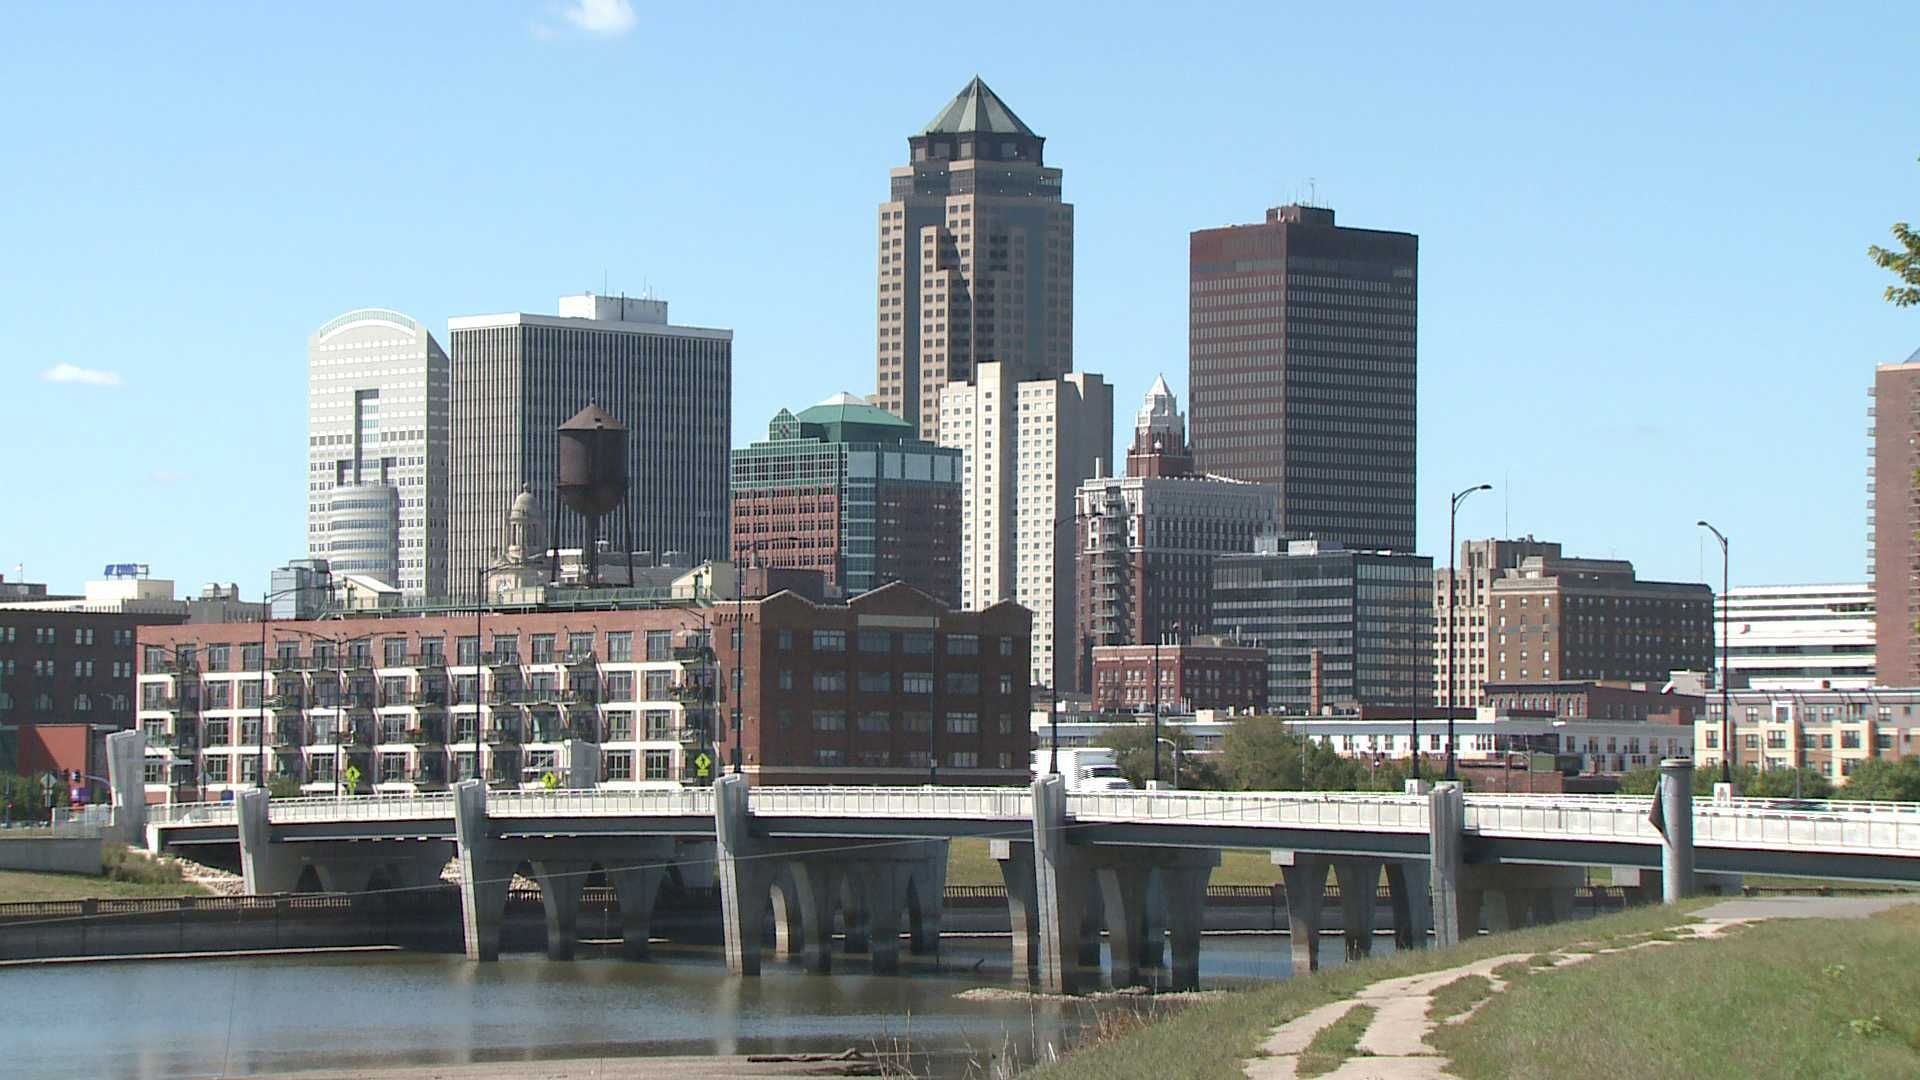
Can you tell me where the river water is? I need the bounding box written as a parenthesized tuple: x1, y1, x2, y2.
(8, 935, 1385, 1078)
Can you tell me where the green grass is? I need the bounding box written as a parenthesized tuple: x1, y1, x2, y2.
(1432, 903, 1920, 1080)
(1739, 873, 1914, 892)
(1025, 901, 1710, 1080)
(1428, 974, 1494, 1021)
(0, 869, 210, 902)
(1297, 1003, 1374, 1077)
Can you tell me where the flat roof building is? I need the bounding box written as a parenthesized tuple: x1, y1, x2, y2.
(1715, 583, 1874, 690)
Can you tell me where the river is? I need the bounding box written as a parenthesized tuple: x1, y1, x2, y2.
(7, 934, 1386, 1078)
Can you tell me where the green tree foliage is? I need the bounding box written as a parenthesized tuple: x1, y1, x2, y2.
(0, 773, 51, 823)
(1093, 724, 1219, 789)
(1840, 758, 1920, 801)
(265, 775, 304, 800)
(1868, 160, 1920, 307)
(1618, 764, 1834, 799)
(1212, 716, 1414, 792)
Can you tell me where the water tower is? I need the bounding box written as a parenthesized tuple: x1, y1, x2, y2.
(557, 404, 629, 585)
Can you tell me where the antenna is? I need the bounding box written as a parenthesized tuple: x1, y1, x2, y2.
(1503, 469, 1510, 536)
(1307, 176, 1317, 205)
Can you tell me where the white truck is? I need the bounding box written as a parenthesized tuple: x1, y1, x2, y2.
(1031, 747, 1134, 792)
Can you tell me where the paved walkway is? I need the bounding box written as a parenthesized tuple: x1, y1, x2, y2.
(1694, 894, 1918, 922)
(1240, 914, 1760, 1080)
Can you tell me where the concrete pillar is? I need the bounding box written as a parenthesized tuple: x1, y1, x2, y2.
(452, 779, 511, 962)
(606, 864, 666, 959)
(789, 859, 840, 973)
(907, 839, 948, 955)
(1095, 862, 1153, 988)
(313, 861, 377, 896)
(562, 740, 600, 788)
(1334, 858, 1382, 961)
(861, 860, 914, 974)
(1140, 869, 1168, 974)
(1384, 860, 1431, 950)
(1078, 883, 1106, 970)
(1531, 885, 1574, 925)
(105, 730, 147, 846)
(839, 867, 871, 955)
(993, 839, 1038, 981)
(1659, 758, 1695, 903)
(714, 775, 770, 976)
(530, 859, 592, 960)
(1428, 782, 1469, 947)
(1159, 853, 1217, 991)
(235, 789, 302, 895)
(1278, 854, 1330, 974)
(1032, 775, 1091, 994)
(1612, 866, 1662, 906)
(768, 866, 802, 961)
(1489, 886, 1533, 931)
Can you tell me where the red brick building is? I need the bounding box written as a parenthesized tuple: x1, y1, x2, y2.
(1483, 680, 1702, 725)
(134, 581, 1029, 801)
(1089, 638, 1268, 714)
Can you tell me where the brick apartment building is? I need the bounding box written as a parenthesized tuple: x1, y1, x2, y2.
(134, 581, 1030, 801)
(1089, 638, 1268, 714)
(1482, 680, 1703, 725)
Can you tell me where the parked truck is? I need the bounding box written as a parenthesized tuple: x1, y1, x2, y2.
(1030, 747, 1134, 792)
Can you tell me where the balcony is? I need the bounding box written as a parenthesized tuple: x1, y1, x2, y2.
(406, 724, 447, 747)
(672, 684, 713, 705)
(269, 656, 303, 673)
(487, 688, 525, 706)
(565, 651, 599, 667)
(272, 722, 305, 748)
(486, 653, 521, 669)
(413, 689, 449, 709)
(159, 658, 201, 675)
(343, 652, 375, 672)
(344, 724, 376, 750)
(411, 764, 450, 788)
(563, 688, 599, 706)
(673, 645, 715, 663)
(485, 726, 523, 746)
(521, 685, 562, 706)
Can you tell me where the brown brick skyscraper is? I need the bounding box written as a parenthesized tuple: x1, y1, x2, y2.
(1189, 205, 1418, 553)
(1872, 352, 1920, 685)
(876, 77, 1073, 439)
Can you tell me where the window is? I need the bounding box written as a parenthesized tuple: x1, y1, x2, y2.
(813, 748, 846, 766)
(607, 632, 634, 662)
(777, 629, 794, 650)
(489, 634, 519, 662)
(643, 630, 671, 661)
(143, 760, 165, 784)
(945, 672, 979, 695)
(457, 636, 480, 665)
(999, 637, 1015, 656)
(814, 710, 847, 731)
(946, 712, 979, 734)
(644, 749, 672, 780)
(204, 682, 231, 709)
(904, 632, 934, 655)
(1842, 730, 1863, 750)
(241, 644, 263, 671)
(859, 671, 892, 693)
(814, 670, 847, 692)
(379, 752, 407, 782)
(999, 674, 1015, 696)
(858, 711, 890, 733)
(603, 750, 634, 781)
(642, 671, 673, 700)
(240, 682, 261, 708)
(205, 756, 230, 782)
(603, 672, 635, 701)
(813, 630, 847, 653)
(778, 669, 794, 690)
(946, 634, 979, 656)
(383, 638, 408, 666)
(902, 711, 931, 733)
(567, 632, 595, 659)
(206, 645, 229, 671)
(72, 659, 94, 677)
(903, 672, 934, 694)
(605, 711, 634, 740)
(947, 751, 978, 768)
(858, 630, 891, 654)
(531, 634, 556, 663)
(645, 709, 674, 740)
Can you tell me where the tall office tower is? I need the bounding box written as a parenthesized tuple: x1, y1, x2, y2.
(1073, 377, 1280, 689)
(1872, 351, 1920, 685)
(732, 394, 963, 604)
(1189, 205, 1418, 552)
(1716, 584, 1875, 690)
(306, 309, 449, 597)
(876, 77, 1073, 439)
(1211, 537, 1433, 714)
(941, 363, 1111, 690)
(448, 294, 731, 597)
(1432, 536, 1566, 707)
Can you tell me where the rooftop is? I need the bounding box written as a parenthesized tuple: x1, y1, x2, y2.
(922, 76, 1035, 136)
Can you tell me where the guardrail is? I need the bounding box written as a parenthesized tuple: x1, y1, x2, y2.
(1068, 790, 1431, 832)
(749, 785, 1033, 821)
(490, 788, 715, 818)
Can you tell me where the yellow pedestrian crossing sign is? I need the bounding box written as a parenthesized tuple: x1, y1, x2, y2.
(693, 752, 712, 779)
(541, 771, 559, 789)
(342, 764, 361, 788)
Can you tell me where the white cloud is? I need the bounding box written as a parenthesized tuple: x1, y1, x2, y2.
(40, 363, 122, 388)
(560, 0, 636, 36)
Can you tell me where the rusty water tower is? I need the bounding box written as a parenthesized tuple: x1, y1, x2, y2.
(557, 403, 629, 585)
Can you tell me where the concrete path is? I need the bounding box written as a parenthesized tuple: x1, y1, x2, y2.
(1694, 894, 1918, 922)
(1239, 915, 1769, 1080)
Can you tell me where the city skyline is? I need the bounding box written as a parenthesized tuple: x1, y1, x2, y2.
(4, 4, 1916, 595)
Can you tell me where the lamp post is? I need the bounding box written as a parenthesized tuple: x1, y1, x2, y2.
(256, 583, 326, 791)
(1045, 681, 1059, 775)
(1154, 736, 1181, 790)
(1444, 484, 1493, 781)
(1697, 520, 1732, 785)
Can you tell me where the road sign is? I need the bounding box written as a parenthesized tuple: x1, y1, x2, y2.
(541, 771, 559, 790)
(693, 751, 712, 779)
(342, 764, 362, 788)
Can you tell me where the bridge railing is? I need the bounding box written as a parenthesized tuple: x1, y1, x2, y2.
(147, 802, 238, 827)
(1068, 790, 1431, 832)
(271, 793, 455, 824)
(491, 787, 716, 818)
(748, 786, 1033, 821)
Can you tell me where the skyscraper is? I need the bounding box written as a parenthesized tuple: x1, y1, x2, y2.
(306, 308, 449, 598)
(447, 293, 731, 596)
(876, 77, 1073, 439)
(1871, 349, 1920, 684)
(731, 394, 963, 604)
(941, 364, 1111, 690)
(1073, 377, 1280, 688)
(1189, 205, 1418, 552)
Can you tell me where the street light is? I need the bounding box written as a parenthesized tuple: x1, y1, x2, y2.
(1444, 483, 1493, 781)
(1697, 521, 1732, 785)
(1152, 621, 1182, 787)
(1154, 736, 1182, 790)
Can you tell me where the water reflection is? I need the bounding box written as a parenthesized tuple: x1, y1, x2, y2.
(11, 933, 1386, 1078)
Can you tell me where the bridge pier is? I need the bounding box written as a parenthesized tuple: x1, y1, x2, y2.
(993, 839, 1039, 981)
(1334, 858, 1382, 961)
(105, 730, 147, 847)
(860, 857, 916, 973)
(1276, 853, 1329, 973)
(237, 789, 304, 895)
(529, 859, 592, 960)
(606, 859, 669, 959)
(839, 868, 871, 954)
(452, 780, 512, 961)
(907, 840, 949, 956)
(1385, 859, 1431, 949)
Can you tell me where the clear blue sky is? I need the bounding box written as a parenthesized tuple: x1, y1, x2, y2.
(2, 2, 1915, 598)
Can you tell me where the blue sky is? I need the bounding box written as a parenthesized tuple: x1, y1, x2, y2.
(1, 1, 1915, 597)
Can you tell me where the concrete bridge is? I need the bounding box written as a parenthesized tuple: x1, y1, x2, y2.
(102, 733, 1920, 994)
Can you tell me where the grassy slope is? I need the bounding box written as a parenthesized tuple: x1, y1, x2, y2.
(1025, 901, 1709, 1080)
(0, 870, 210, 902)
(1434, 903, 1920, 1080)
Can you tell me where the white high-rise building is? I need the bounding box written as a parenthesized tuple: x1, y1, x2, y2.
(306, 309, 449, 598)
(1716, 584, 1876, 690)
(940, 362, 1111, 689)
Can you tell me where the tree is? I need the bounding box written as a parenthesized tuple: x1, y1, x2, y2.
(1742, 766, 1833, 800)
(266, 775, 304, 800)
(1216, 717, 1372, 792)
(1870, 162, 1920, 306)
(1092, 724, 1215, 789)
(0, 773, 51, 823)
(1840, 757, 1920, 801)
